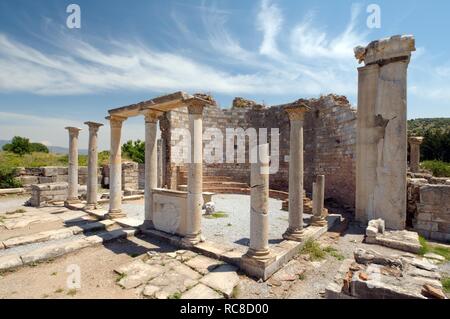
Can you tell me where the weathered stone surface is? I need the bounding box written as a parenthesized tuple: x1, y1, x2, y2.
(424, 253, 446, 263)
(0, 255, 23, 271)
(115, 260, 165, 289)
(422, 284, 447, 299)
(146, 270, 199, 299)
(200, 264, 239, 297)
(181, 283, 223, 299)
(185, 255, 223, 275)
(3, 228, 74, 248)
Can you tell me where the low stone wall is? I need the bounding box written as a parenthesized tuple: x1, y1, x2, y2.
(407, 173, 450, 242)
(15, 166, 102, 190)
(29, 182, 87, 207)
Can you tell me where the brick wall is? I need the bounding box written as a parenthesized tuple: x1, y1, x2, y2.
(162, 94, 357, 206)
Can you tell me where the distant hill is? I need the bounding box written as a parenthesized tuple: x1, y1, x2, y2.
(0, 140, 87, 155)
(408, 118, 450, 136)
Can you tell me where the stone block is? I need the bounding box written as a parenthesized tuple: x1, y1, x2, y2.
(19, 176, 39, 185)
(0, 255, 23, 271)
(43, 167, 59, 177)
(39, 176, 56, 184)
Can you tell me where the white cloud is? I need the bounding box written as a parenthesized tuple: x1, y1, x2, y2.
(256, 0, 284, 59)
(290, 4, 367, 62)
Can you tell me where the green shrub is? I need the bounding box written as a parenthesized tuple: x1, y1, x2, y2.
(2, 136, 31, 155)
(122, 140, 145, 164)
(29, 143, 49, 153)
(0, 165, 22, 189)
(421, 160, 450, 177)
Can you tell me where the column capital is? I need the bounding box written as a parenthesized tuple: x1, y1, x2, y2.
(84, 121, 104, 132)
(284, 102, 311, 121)
(185, 97, 209, 115)
(142, 109, 164, 123)
(354, 35, 415, 65)
(65, 127, 82, 136)
(106, 115, 127, 128)
(408, 136, 424, 145)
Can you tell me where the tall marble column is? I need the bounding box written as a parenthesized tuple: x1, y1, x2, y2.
(246, 143, 271, 259)
(142, 109, 163, 229)
(84, 122, 103, 210)
(106, 115, 126, 219)
(283, 103, 310, 241)
(408, 136, 424, 173)
(311, 175, 327, 226)
(182, 99, 206, 246)
(65, 127, 82, 205)
(354, 35, 415, 230)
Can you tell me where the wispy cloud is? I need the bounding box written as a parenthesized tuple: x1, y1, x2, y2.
(256, 0, 284, 59)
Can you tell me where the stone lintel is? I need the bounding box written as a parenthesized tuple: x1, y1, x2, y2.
(354, 35, 416, 65)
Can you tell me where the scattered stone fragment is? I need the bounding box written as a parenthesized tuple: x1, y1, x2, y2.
(181, 284, 223, 299)
(359, 272, 369, 281)
(422, 284, 447, 299)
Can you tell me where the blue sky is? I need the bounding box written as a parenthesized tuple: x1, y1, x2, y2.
(0, 0, 449, 149)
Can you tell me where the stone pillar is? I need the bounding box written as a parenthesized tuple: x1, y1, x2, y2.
(311, 175, 327, 226)
(106, 115, 126, 219)
(408, 137, 424, 173)
(84, 122, 103, 210)
(182, 98, 207, 246)
(142, 109, 163, 229)
(283, 102, 310, 241)
(354, 35, 415, 230)
(65, 127, 82, 205)
(246, 143, 271, 259)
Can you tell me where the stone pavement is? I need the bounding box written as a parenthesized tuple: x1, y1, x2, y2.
(115, 249, 240, 299)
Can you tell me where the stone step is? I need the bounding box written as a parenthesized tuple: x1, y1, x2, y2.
(0, 227, 137, 272)
(1, 220, 116, 249)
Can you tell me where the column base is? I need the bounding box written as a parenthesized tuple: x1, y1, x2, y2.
(310, 216, 328, 227)
(283, 227, 305, 242)
(245, 248, 273, 261)
(106, 209, 126, 219)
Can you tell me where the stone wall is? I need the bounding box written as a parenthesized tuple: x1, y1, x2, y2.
(407, 173, 450, 242)
(162, 94, 357, 206)
(15, 166, 101, 190)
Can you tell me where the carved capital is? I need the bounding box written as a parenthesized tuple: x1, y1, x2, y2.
(106, 115, 127, 128)
(143, 109, 164, 123)
(354, 35, 416, 65)
(185, 97, 209, 115)
(284, 103, 311, 121)
(408, 136, 424, 145)
(84, 121, 104, 133)
(65, 127, 82, 137)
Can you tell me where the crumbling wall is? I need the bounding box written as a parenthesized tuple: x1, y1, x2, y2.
(164, 94, 357, 206)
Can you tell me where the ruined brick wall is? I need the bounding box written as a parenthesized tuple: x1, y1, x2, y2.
(163, 94, 357, 206)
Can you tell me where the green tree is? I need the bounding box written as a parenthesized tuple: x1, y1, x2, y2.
(122, 140, 145, 164)
(30, 142, 49, 153)
(2, 136, 31, 156)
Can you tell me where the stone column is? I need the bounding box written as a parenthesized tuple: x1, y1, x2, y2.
(65, 127, 82, 205)
(283, 103, 310, 241)
(84, 122, 103, 210)
(246, 143, 271, 259)
(182, 98, 207, 246)
(311, 175, 327, 226)
(408, 136, 424, 173)
(354, 35, 415, 230)
(142, 109, 163, 229)
(106, 115, 126, 219)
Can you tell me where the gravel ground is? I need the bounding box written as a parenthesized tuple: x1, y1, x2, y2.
(123, 194, 293, 247)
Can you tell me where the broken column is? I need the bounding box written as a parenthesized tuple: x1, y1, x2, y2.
(106, 115, 126, 219)
(311, 175, 327, 226)
(142, 109, 163, 229)
(355, 35, 416, 229)
(408, 136, 424, 173)
(84, 122, 103, 210)
(65, 127, 82, 205)
(246, 143, 271, 259)
(283, 102, 310, 241)
(182, 98, 208, 246)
